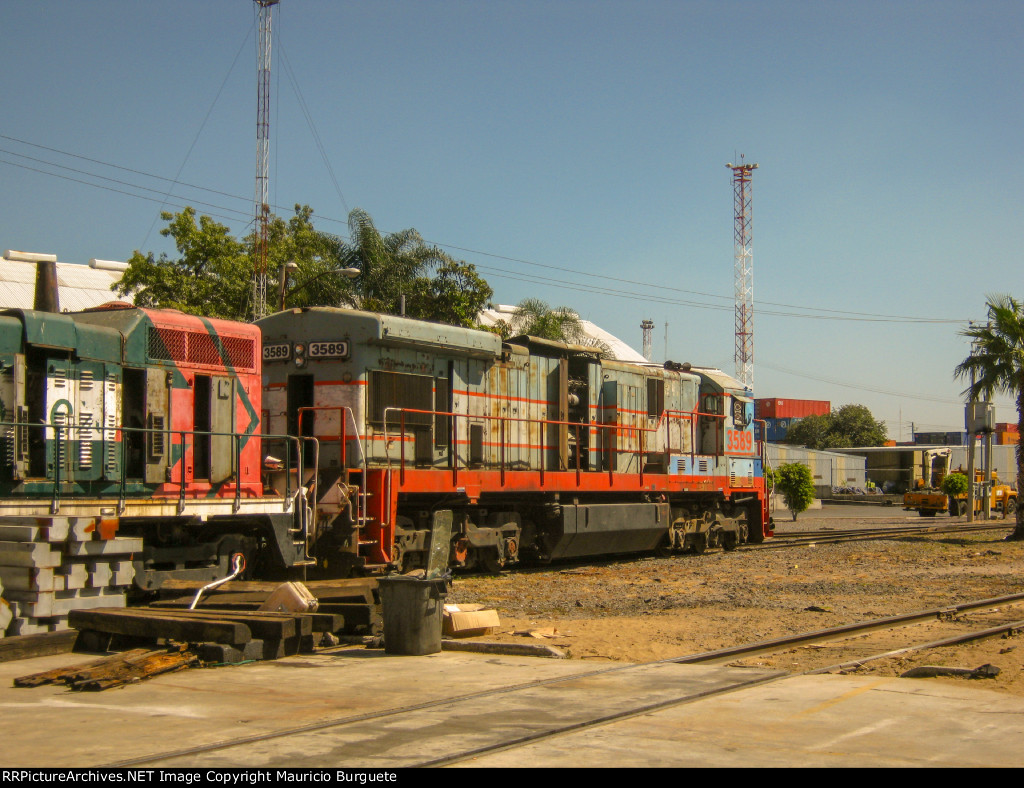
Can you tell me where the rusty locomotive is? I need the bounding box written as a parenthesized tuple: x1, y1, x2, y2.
(258, 306, 772, 576)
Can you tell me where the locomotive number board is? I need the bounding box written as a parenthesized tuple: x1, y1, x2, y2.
(308, 340, 350, 359)
(263, 342, 291, 362)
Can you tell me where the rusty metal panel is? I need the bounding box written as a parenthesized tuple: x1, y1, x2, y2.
(145, 368, 169, 484)
(210, 376, 235, 484)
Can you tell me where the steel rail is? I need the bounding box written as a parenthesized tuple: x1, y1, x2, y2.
(672, 591, 1024, 665)
(743, 522, 1011, 550)
(420, 606, 1024, 769)
(108, 591, 1024, 768)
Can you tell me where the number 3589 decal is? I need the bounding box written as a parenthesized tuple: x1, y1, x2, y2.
(308, 340, 350, 359)
(726, 429, 754, 453)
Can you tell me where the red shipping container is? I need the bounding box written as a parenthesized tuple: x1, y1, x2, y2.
(755, 398, 830, 420)
(995, 422, 1019, 434)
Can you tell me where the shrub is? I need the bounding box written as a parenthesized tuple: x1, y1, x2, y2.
(775, 462, 816, 521)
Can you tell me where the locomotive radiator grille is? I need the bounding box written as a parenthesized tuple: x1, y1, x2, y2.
(78, 411, 94, 469)
(148, 327, 257, 372)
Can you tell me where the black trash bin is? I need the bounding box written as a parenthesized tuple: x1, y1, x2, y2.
(377, 574, 449, 655)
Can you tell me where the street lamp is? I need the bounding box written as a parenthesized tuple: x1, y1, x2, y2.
(280, 265, 360, 311)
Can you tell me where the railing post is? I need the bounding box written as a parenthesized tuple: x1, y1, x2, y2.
(50, 424, 61, 515)
(234, 432, 242, 512)
(575, 423, 581, 486)
(452, 414, 458, 486)
(640, 427, 645, 486)
(539, 420, 545, 486)
(178, 430, 187, 514)
(500, 418, 506, 487)
(400, 411, 406, 486)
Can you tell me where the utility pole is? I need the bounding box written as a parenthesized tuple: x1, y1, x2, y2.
(252, 0, 280, 321)
(727, 157, 758, 389)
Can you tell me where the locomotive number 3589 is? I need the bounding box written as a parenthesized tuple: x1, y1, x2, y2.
(308, 340, 349, 359)
(726, 429, 754, 453)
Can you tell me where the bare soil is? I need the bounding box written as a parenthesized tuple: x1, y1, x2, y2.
(447, 506, 1024, 696)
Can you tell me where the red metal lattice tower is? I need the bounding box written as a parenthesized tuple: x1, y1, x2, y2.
(726, 157, 758, 388)
(252, 0, 279, 321)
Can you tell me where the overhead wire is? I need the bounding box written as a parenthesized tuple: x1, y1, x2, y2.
(0, 134, 972, 326)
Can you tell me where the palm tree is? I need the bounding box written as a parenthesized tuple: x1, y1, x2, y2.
(955, 295, 1024, 539)
(341, 208, 446, 315)
(505, 298, 606, 348)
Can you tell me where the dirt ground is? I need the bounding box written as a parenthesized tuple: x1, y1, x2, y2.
(447, 505, 1024, 696)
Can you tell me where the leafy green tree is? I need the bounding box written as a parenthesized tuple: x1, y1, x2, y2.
(955, 295, 1024, 539)
(784, 404, 887, 450)
(119, 205, 493, 327)
(774, 462, 816, 521)
(116, 207, 252, 320)
(405, 260, 494, 328)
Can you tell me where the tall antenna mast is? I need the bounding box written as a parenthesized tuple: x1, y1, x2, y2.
(253, 0, 279, 321)
(726, 156, 758, 388)
(641, 319, 654, 361)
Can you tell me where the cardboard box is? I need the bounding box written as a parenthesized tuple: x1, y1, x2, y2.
(442, 604, 500, 638)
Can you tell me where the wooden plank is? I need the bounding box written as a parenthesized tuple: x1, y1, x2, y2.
(158, 577, 378, 605)
(15, 648, 197, 691)
(14, 649, 150, 686)
(0, 630, 78, 663)
(68, 609, 250, 645)
(121, 608, 302, 639)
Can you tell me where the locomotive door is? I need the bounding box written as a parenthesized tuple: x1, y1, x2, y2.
(210, 377, 236, 483)
(6, 354, 28, 480)
(43, 356, 74, 483)
(700, 393, 723, 455)
(286, 374, 315, 469)
(72, 360, 109, 483)
(600, 380, 617, 471)
(193, 374, 236, 484)
(122, 368, 171, 484)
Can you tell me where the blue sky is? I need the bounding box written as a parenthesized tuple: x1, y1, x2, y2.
(2, 1, 1021, 437)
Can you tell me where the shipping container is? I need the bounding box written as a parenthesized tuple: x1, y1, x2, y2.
(755, 398, 830, 420)
(762, 416, 802, 442)
(997, 431, 1019, 446)
(996, 423, 1019, 434)
(913, 431, 967, 446)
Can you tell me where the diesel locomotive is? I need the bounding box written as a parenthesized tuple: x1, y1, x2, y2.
(257, 306, 771, 576)
(0, 303, 311, 592)
(0, 300, 770, 590)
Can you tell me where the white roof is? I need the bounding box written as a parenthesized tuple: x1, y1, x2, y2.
(478, 304, 647, 362)
(0, 256, 127, 312)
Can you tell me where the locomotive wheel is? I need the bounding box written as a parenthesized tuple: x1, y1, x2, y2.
(1007, 499, 1018, 516)
(688, 533, 707, 555)
(480, 550, 505, 574)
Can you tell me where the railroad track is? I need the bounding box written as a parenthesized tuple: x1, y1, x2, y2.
(109, 591, 1024, 769)
(748, 521, 1012, 549)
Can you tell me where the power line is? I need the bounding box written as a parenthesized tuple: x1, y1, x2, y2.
(0, 134, 975, 325)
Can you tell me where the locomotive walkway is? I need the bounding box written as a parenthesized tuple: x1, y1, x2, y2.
(0, 645, 1020, 768)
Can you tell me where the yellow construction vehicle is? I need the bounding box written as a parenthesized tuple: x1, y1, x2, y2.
(903, 447, 1018, 517)
(903, 448, 953, 516)
(947, 471, 1017, 517)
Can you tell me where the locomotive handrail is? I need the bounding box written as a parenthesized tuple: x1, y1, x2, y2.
(382, 406, 659, 487)
(0, 419, 300, 515)
(379, 404, 757, 490)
